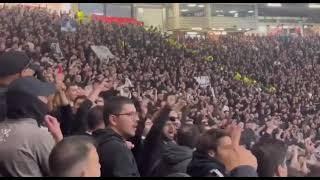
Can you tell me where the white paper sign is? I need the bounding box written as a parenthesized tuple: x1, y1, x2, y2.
(91, 45, 115, 62)
(194, 76, 211, 88)
(50, 43, 64, 59)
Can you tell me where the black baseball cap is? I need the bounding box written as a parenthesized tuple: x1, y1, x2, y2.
(0, 51, 31, 77)
(7, 77, 56, 97)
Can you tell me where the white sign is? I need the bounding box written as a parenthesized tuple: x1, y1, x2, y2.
(194, 76, 211, 88)
(50, 43, 64, 59)
(91, 45, 115, 63)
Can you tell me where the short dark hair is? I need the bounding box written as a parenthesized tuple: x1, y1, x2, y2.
(196, 128, 229, 154)
(177, 124, 200, 149)
(49, 136, 96, 177)
(103, 96, 133, 126)
(251, 138, 288, 177)
(87, 106, 104, 130)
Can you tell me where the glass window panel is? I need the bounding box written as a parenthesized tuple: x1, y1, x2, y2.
(210, 3, 255, 17)
(179, 3, 206, 17)
(79, 3, 104, 15)
(106, 4, 132, 18)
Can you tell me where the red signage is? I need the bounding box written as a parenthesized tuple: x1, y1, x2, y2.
(91, 14, 144, 26)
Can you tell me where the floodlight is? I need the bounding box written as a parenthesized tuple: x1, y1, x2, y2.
(267, 3, 282, 7)
(187, 4, 197, 7)
(192, 27, 202, 31)
(309, 4, 320, 8)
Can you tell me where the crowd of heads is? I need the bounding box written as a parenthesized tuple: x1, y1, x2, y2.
(0, 4, 320, 177)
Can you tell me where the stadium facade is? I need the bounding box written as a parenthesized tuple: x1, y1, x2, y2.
(3, 3, 320, 36)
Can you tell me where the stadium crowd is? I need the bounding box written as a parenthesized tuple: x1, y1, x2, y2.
(0, 4, 320, 177)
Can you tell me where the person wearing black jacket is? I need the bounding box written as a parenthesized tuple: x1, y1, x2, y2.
(139, 96, 186, 176)
(153, 124, 200, 176)
(187, 127, 258, 177)
(92, 96, 140, 177)
(85, 105, 105, 135)
(128, 97, 148, 165)
(251, 138, 288, 177)
(71, 98, 93, 135)
(50, 81, 74, 136)
(71, 80, 110, 135)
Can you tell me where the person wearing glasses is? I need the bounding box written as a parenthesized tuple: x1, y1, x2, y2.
(92, 96, 140, 177)
(139, 96, 187, 176)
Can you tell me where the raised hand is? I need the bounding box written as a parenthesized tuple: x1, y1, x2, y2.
(125, 141, 135, 150)
(96, 79, 113, 92)
(166, 95, 177, 108)
(217, 125, 257, 172)
(172, 99, 187, 112)
(56, 81, 66, 92)
(54, 65, 65, 83)
(44, 115, 63, 143)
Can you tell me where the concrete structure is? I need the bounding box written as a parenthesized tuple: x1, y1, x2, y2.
(4, 3, 320, 36)
(165, 3, 320, 36)
(165, 3, 257, 33)
(1, 3, 72, 12)
(133, 3, 166, 31)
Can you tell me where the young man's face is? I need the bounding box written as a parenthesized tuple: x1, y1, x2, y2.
(169, 111, 181, 130)
(211, 136, 233, 159)
(112, 104, 139, 139)
(73, 98, 85, 113)
(67, 85, 79, 101)
(162, 120, 176, 141)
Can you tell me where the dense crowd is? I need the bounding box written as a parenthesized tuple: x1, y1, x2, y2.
(0, 5, 320, 177)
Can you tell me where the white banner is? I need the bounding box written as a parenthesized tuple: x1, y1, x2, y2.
(91, 45, 115, 62)
(194, 76, 211, 88)
(50, 43, 64, 59)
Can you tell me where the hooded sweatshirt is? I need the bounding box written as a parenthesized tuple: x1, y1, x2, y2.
(92, 128, 140, 177)
(154, 141, 193, 176)
(187, 150, 258, 177)
(187, 150, 226, 177)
